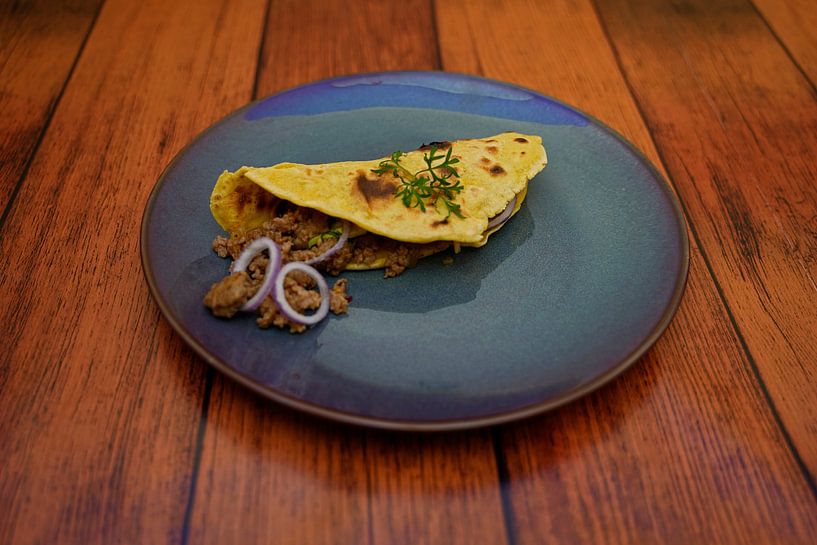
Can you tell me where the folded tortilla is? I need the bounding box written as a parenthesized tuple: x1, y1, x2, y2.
(210, 132, 546, 267)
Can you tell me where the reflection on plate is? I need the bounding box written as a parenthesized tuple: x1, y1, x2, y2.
(141, 71, 688, 430)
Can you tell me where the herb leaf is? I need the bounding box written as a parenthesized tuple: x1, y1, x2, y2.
(372, 145, 465, 219)
(308, 229, 341, 248)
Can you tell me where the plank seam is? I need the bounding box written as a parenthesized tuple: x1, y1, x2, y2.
(700, 232, 817, 506)
(180, 367, 215, 545)
(178, 4, 274, 541)
(432, 1, 511, 539)
(0, 0, 107, 233)
(361, 433, 376, 545)
(431, 1, 511, 540)
(748, 0, 817, 98)
(251, 0, 274, 99)
(429, 0, 443, 70)
(491, 428, 519, 545)
(588, 0, 817, 505)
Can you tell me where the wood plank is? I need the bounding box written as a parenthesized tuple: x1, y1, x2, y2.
(190, 380, 504, 545)
(436, 0, 817, 543)
(0, 0, 101, 215)
(255, 0, 440, 95)
(595, 0, 817, 476)
(0, 0, 267, 543)
(498, 261, 817, 544)
(187, 1, 509, 544)
(753, 0, 817, 86)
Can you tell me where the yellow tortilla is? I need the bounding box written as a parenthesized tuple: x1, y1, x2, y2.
(209, 132, 546, 268)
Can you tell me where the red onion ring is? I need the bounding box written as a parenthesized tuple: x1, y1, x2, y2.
(232, 237, 281, 312)
(487, 195, 518, 230)
(305, 220, 350, 265)
(274, 262, 330, 325)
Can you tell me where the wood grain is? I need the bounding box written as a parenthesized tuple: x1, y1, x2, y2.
(3, 0, 816, 543)
(0, 0, 266, 543)
(187, 1, 509, 544)
(255, 0, 440, 95)
(189, 380, 505, 545)
(0, 0, 101, 215)
(436, 0, 817, 542)
(753, 0, 817, 85)
(595, 0, 817, 476)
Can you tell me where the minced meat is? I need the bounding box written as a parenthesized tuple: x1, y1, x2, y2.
(205, 202, 447, 332)
(329, 278, 350, 314)
(203, 271, 254, 318)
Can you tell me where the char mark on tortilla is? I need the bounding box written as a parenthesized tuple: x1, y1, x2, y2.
(417, 140, 452, 151)
(355, 171, 398, 206)
(483, 164, 505, 176)
(234, 183, 278, 213)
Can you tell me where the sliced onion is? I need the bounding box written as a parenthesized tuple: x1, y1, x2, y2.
(274, 262, 330, 325)
(305, 220, 350, 265)
(232, 237, 281, 312)
(487, 195, 518, 230)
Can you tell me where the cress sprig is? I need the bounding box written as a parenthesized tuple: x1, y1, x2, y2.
(371, 145, 465, 219)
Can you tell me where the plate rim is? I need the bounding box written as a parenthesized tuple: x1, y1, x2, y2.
(140, 70, 690, 431)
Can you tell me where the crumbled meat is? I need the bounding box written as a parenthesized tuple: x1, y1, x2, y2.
(350, 235, 380, 266)
(257, 296, 306, 334)
(212, 235, 231, 258)
(203, 272, 254, 318)
(213, 206, 441, 280)
(330, 278, 350, 314)
(255, 276, 322, 334)
(283, 275, 323, 310)
(211, 207, 331, 262)
(350, 235, 448, 278)
(289, 209, 332, 249)
(254, 275, 347, 334)
(205, 202, 447, 332)
(247, 255, 268, 282)
(323, 243, 355, 275)
(384, 244, 412, 278)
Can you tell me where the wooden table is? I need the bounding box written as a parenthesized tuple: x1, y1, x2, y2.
(2, 0, 816, 543)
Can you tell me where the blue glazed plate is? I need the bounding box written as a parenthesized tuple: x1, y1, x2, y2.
(141, 72, 688, 430)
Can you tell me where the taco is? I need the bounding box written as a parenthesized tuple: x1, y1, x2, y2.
(210, 132, 546, 270)
(203, 132, 546, 331)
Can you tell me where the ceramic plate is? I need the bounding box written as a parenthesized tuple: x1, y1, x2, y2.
(141, 72, 688, 430)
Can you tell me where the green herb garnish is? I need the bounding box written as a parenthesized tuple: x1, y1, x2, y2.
(372, 145, 465, 219)
(308, 229, 341, 248)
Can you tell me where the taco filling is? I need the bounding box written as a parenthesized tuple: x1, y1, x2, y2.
(203, 132, 547, 332)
